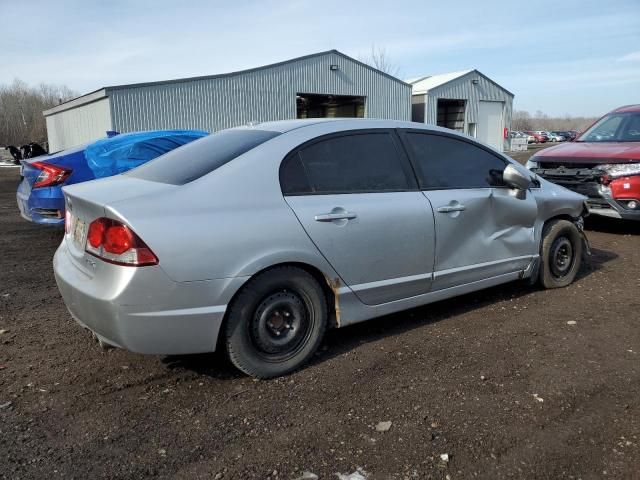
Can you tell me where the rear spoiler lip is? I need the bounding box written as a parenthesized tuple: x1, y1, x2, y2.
(61, 176, 177, 213)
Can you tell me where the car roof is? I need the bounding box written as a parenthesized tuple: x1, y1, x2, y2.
(232, 118, 511, 158)
(613, 104, 640, 113)
(235, 118, 463, 136)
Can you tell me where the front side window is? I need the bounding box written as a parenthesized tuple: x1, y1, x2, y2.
(403, 132, 507, 189)
(280, 132, 411, 195)
(579, 112, 640, 142)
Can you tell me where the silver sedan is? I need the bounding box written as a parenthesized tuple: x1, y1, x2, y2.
(54, 119, 588, 378)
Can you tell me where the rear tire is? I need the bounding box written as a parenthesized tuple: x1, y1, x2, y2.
(539, 219, 582, 289)
(224, 266, 327, 378)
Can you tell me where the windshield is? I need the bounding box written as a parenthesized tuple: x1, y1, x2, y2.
(126, 129, 280, 185)
(578, 112, 640, 142)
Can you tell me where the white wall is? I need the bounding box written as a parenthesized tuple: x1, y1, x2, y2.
(45, 98, 112, 152)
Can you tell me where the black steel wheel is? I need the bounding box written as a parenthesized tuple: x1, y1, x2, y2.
(224, 266, 327, 378)
(539, 219, 583, 288)
(549, 236, 574, 279)
(249, 290, 311, 362)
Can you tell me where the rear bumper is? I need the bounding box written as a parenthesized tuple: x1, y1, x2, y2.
(16, 181, 65, 226)
(53, 241, 248, 355)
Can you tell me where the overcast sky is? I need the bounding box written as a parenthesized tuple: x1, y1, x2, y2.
(1, 0, 638, 117)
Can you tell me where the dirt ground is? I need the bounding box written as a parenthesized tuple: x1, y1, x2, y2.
(1, 146, 639, 479)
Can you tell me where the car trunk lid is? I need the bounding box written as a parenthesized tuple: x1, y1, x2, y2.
(62, 176, 176, 276)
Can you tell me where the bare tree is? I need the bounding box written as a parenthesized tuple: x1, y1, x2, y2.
(512, 108, 598, 132)
(0, 79, 77, 148)
(512, 110, 533, 131)
(359, 45, 401, 78)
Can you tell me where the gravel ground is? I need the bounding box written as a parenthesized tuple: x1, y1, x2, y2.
(1, 147, 639, 479)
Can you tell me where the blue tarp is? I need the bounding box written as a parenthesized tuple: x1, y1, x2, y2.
(84, 130, 209, 178)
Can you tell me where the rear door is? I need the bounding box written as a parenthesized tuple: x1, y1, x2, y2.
(399, 130, 538, 290)
(280, 130, 435, 305)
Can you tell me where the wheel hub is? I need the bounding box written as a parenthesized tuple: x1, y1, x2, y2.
(266, 309, 295, 336)
(250, 291, 309, 358)
(550, 236, 574, 278)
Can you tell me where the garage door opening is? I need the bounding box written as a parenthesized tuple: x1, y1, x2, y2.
(437, 99, 465, 132)
(296, 93, 366, 119)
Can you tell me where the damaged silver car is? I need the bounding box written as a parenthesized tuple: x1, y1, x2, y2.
(53, 119, 588, 378)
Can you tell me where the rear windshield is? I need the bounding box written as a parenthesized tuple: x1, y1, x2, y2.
(126, 129, 280, 184)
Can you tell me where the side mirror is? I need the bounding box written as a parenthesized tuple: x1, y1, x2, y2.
(503, 164, 531, 191)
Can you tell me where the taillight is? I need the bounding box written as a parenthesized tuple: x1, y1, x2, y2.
(32, 161, 72, 188)
(85, 218, 158, 267)
(87, 219, 106, 248)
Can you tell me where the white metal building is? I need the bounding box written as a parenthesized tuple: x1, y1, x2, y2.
(43, 50, 411, 152)
(407, 70, 513, 151)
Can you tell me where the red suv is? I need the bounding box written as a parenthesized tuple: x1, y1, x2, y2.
(526, 105, 640, 220)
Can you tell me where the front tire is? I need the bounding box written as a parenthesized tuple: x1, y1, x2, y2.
(539, 219, 582, 288)
(224, 266, 327, 378)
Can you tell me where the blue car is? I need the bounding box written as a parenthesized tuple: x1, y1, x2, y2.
(17, 130, 208, 226)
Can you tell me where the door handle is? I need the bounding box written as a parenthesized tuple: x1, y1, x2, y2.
(437, 204, 466, 213)
(314, 212, 357, 222)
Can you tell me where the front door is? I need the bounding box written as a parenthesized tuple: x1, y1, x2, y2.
(400, 130, 538, 290)
(280, 130, 435, 305)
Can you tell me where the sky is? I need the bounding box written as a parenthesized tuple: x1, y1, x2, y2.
(1, 0, 638, 117)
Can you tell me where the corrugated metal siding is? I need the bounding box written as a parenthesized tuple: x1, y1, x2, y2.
(109, 52, 411, 133)
(45, 98, 112, 151)
(423, 71, 513, 149)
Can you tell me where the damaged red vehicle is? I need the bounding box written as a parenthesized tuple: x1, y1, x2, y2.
(526, 105, 640, 220)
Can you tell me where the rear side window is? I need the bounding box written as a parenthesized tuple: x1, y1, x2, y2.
(403, 133, 507, 189)
(126, 129, 280, 185)
(280, 132, 412, 195)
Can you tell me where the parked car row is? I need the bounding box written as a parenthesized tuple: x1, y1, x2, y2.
(511, 130, 579, 144)
(548, 130, 580, 142)
(510, 131, 537, 143)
